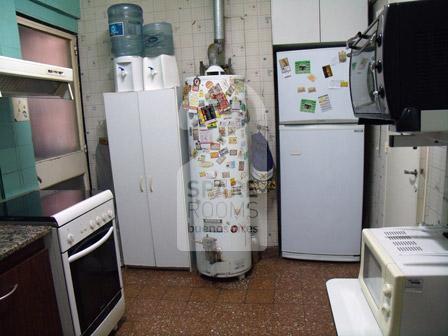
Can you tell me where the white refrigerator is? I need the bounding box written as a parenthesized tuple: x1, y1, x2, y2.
(276, 45, 364, 261)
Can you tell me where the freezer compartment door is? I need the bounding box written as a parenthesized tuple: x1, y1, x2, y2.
(276, 47, 357, 124)
(280, 125, 364, 257)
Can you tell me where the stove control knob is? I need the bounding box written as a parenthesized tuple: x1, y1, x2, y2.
(96, 216, 102, 225)
(381, 303, 391, 318)
(89, 220, 95, 229)
(107, 210, 113, 218)
(67, 233, 75, 244)
(383, 283, 393, 297)
(102, 213, 108, 222)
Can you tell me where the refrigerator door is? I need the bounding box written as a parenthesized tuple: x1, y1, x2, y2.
(276, 46, 357, 124)
(279, 124, 364, 261)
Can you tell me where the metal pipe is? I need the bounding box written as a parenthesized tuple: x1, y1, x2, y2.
(213, 0, 224, 42)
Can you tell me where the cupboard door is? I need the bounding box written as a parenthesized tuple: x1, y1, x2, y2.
(138, 89, 190, 268)
(320, 0, 368, 42)
(272, 0, 320, 44)
(0, 249, 62, 336)
(104, 92, 156, 267)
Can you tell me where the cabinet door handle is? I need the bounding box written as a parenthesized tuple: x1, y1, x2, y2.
(0, 284, 18, 302)
(139, 176, 145, 192)
(149, 175, 154, 192)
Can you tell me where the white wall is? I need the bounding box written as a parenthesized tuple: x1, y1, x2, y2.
(78, 0, 279, 245)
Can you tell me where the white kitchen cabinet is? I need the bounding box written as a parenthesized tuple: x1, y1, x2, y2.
(272, 0, 368, 45)
(104, 89, 190, 268)
(272, 0, 320, 45)
(320, 0, 368, 42)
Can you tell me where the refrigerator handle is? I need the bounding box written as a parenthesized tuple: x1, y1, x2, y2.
(139, 176, 145, 193)
(149, 175, 154, 192)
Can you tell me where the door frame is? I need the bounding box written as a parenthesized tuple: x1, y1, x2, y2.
(17, 16, 90, 190)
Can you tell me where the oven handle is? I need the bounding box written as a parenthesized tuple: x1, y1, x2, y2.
(68, 227, 114, 263)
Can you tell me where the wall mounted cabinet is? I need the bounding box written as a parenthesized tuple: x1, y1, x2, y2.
(272, 0, 368, 45)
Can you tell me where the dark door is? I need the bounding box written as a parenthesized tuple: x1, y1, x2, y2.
(68, 222, 121, 335)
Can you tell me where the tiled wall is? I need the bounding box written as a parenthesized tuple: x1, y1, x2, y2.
(78, 0, 278, 245)
(0, 0, 38, 201)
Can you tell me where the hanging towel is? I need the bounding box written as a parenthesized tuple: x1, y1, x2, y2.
(250, 131, 274, 181)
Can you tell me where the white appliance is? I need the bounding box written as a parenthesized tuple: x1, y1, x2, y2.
(0, 190, 125, 336)
(276, 45, 364, 261)
(104, 88, 191, 268)
(358, 226, 448, 336)
(0, 55, 73, 99)
(184, 66, 252, 278)
(143, 54, 180, 90)
(113, 56, 143, 92)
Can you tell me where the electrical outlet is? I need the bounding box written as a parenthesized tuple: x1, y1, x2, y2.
(12, 98, 29, 122)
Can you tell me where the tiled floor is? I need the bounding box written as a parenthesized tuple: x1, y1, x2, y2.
(115, 250, 359, 335)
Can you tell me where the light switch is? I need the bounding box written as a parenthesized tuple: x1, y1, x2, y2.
(12, 98, 29, 122)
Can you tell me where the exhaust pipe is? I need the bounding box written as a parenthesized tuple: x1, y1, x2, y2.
(208, 0, 225, 67)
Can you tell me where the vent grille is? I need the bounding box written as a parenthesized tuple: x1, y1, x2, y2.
(384, 230, 424, 253)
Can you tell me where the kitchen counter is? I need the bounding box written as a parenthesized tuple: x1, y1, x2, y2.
(0, 224, 51, 261)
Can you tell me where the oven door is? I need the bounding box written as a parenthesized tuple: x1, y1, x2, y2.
(65, 222, 122, 335)
(349, 19, 388, 120)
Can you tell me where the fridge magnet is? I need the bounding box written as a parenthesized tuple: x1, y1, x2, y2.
(231, 186, 242, 196)
(318, 94, 332, 112)
(329, 80, 349, 89)
(219, 127, 226, 137)
(307, 74, 317, 82)
(338, 50, 347, 63)
(278, 57, 292, 78)
(230, 177, 237, 186)
(192, 76, 201, 91)
(295, 60, 311, 74)
(191, 148, 197, 158)
(214, 180, 226, 188)
(226, 84, 235, 97)
(228, 127, 236, 136)
(199, 129, 212, 143)
(230, 149, 238, 156)
(322, 65, 333, 78)
(238, 161, 245, 171)
(210, 142, 220, 150)
(205, 80, 214, 90)
(199, 171, 206, 177)
(219, 148, 229, 156)
(189, 94, 199, 108)
(199, 161, 214, 168)
(210, 151, 219, 159)
(198, 105, 218, 128)
(198, 155, 206, 161)
(297, 86, 306, 93)
(307, 87, 316, 93)
(227, 161, 236, 169)
(222, 172, 230, 178)
(216, 155, 226, 165)
(206, 171, 217, 179)
(231, 99, 241, 111)
(228, 137, 238, 144)
(300, 99, 317, 113)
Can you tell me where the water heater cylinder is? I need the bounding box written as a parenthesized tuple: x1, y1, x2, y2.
(184, 67, 252, 278)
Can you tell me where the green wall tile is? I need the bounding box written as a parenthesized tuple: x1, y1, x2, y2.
(0, 125, 15, 149)
(17, 145, 35, 169)
(15, 0, 78, 32)
(0, 148, 19, 174)
(0, 99, 13, 124)
(21, 167, 39, 191)
(2, 171, 21, 199)
(13, 122, 33, 146)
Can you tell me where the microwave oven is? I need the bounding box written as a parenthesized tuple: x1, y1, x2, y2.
(359, 226, 448, 336)
(349, 0, 448, 132)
